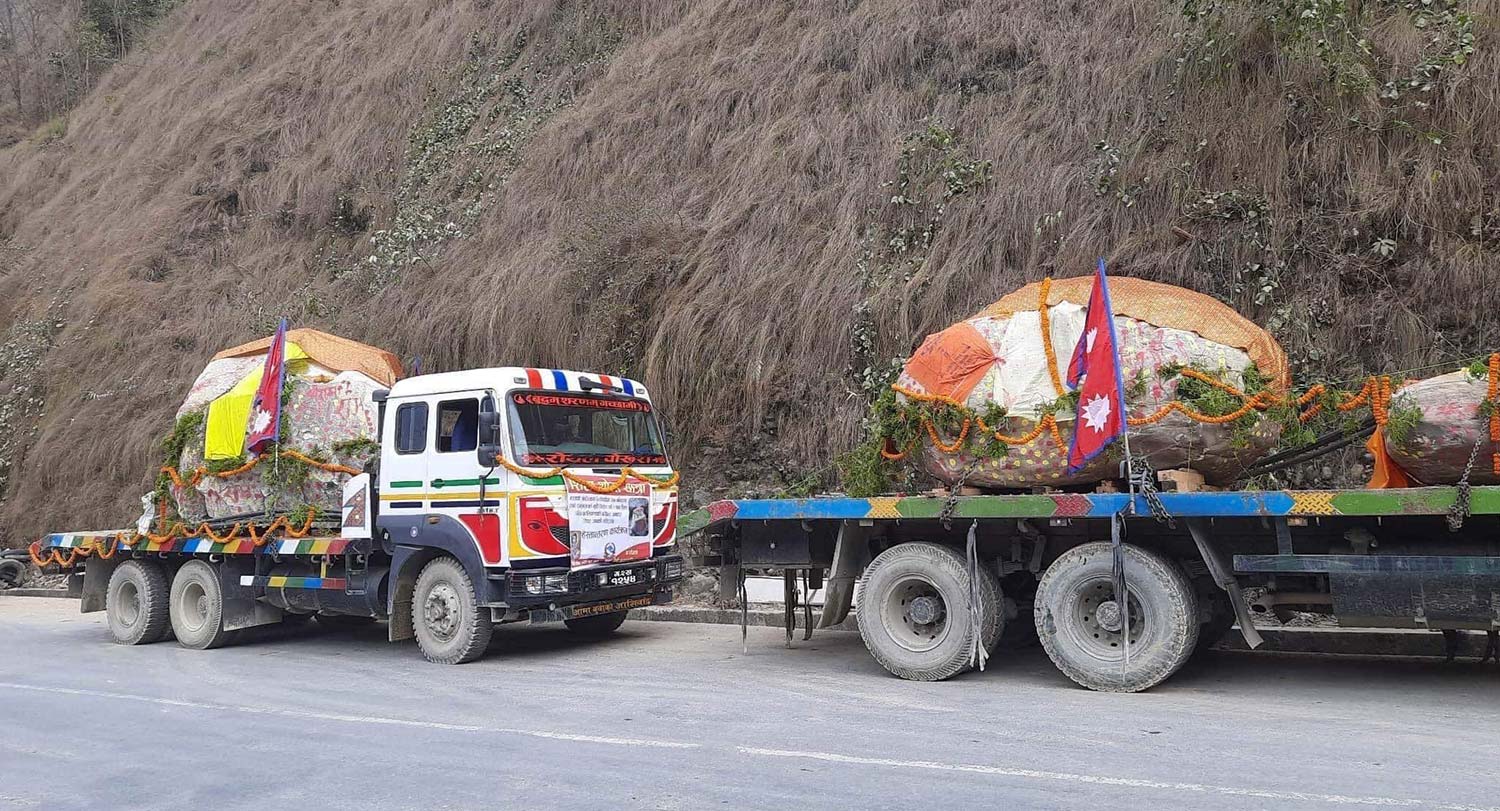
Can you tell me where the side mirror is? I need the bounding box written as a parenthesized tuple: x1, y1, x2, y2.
(477, 443, 501, 468)
(478, 408, 502, 441)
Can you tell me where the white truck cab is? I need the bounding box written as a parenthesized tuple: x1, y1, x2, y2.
(366, 366, 683, 661)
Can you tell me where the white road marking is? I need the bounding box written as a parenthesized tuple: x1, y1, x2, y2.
(5, 679, 1495, 810)
(739, 747, 1500, 811)
(0, 681, 697, 750)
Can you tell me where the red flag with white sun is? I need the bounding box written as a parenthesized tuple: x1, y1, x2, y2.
(1065, 260, 1128, 472)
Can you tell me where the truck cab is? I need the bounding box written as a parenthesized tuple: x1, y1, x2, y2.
(355, 366, 683, 662)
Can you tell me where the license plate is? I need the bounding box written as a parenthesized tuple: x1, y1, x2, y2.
(608, 569, 639, 586)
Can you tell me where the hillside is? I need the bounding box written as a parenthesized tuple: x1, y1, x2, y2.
(0, 0, 1498, 540)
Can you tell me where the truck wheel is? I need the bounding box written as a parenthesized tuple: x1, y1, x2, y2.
(857, 542, 1000, 682)
(0, 558, 25, 588)
(1035, 542, 1199, 693)
(106, 560, 171, 645)
(413, 557, 492, 664)
(564, 611, 629, 637)
(170, 560, 233, 650)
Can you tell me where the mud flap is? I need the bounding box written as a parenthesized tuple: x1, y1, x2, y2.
(817, 522, 870, 629)
(79, 558, 119, 614)
(217, 557, 285, 632)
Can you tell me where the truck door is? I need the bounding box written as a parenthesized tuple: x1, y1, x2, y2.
(428, 394, 506, 565)
(380, 398, 430, 516)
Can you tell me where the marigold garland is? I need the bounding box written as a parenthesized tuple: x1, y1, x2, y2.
(162, 448, 363, 489)
(1037, 277, 1065, 397)
(28, 507, 325, 570)
(491, 456, 681, 493)
(888, 364, 1421, 464)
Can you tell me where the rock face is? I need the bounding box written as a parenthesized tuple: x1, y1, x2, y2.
(1384, 370, 1497, 485)
(898, 276, 1288, 489)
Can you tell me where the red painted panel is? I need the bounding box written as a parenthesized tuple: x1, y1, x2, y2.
(458, 513, 503, 564)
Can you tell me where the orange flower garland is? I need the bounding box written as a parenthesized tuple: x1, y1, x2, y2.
(1488, 353, 1500, 475)
(1037, 277, 1065, 397)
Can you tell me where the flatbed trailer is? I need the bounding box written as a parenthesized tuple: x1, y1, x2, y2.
(698, 485, 1500, 691)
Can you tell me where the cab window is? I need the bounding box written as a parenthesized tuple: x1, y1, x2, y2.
(437, 398, 479, 453)
(394, 402, 428, 455)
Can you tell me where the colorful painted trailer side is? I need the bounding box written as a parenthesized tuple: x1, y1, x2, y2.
(696, 485, 1500, 691)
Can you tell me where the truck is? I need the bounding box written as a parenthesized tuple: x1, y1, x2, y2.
(31, 366, 685, 664)
(698, 478, 1500, 692)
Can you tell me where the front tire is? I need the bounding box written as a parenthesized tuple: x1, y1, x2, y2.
(1035, 542, 1199, 693)
(170, 560, 233, 650)
(857, 542, 1001, 682)
(106, 560, 171, 645)
(413, 557, 492, 664)
(564, 611, 629, 637)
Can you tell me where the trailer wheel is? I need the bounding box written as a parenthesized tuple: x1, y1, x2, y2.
(1035, 542, 1198, 693)
(106, 560, 171, 645)
(413, 557, 492, 664)
(170, 560, 233, 650)
(564, 611, 628, 637)
(857, 542, 1000, 682)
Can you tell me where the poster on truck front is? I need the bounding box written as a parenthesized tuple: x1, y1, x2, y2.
(565, 477, 653, 567)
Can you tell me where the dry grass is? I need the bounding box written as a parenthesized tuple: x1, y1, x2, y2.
(0, 0, 1498, 539)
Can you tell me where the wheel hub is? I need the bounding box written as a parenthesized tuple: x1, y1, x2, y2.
(879, 575, 951, 653)
(1096, 600, 1123, 632)
(423, 583, 461, 641)
(118, 581, 141, 627)
(907, 595, 945, 626)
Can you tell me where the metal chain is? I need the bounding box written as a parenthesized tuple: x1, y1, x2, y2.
(1129, 455, 1175, 528)
(1447, 436, 1483, 532)
(939, 461, 979, 532)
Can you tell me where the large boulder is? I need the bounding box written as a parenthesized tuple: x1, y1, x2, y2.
(1383, 369, 1498, 485)
(895, 276, 1289, 489)
(157, 330, 398, 525)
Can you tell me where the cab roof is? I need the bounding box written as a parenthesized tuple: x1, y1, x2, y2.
(387, 367, 649, 400)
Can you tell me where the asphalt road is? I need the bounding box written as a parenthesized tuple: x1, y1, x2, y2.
(3, 597, 1500, 811)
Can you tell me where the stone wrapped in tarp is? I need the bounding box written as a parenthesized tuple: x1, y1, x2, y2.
(1382, 370, 1498, 485)
(161, 329, 398, 523)
(898, 276, 1290, 489)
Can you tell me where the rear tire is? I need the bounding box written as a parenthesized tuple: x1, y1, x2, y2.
(1034, 542, 1198, 693)
(413, 557, 492, 664)
(170, 560, 233, 650)
(0, 558, 25, 588)
(106, 560, 171, 645)
(857, 542, 1000, 682)
(564, 611, 629, 637)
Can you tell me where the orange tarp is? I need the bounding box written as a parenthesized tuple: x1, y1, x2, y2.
(980, 275, 1291, 391)
(1365, 428, 1413, 489)
(904, 321, 997, 402)
(214, 328, 402, 387)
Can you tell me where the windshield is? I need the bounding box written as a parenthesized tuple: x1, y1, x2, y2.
(508, 391, 668, 467)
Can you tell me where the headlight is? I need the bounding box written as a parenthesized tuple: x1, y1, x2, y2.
(521, 574, 569, 595)
(664, 559, 684, 580)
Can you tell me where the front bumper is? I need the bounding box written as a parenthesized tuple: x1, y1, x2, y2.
(495, 555, 684, 610)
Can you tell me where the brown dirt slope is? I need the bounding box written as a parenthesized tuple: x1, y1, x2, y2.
(1, 0, 1498, 539)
